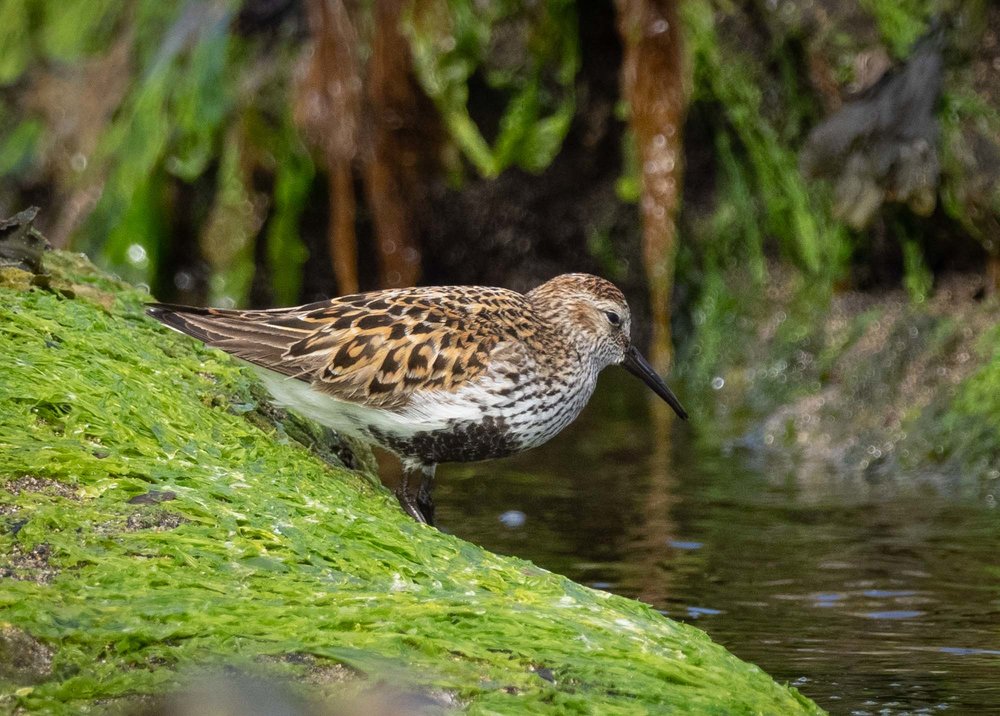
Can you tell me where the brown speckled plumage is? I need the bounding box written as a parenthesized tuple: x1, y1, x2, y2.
(147, 273, 687, 525)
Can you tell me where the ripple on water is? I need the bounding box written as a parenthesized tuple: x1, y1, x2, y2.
(858, 610, 925, 620)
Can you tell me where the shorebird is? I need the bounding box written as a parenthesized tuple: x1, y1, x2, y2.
(147, 274, 687, 525)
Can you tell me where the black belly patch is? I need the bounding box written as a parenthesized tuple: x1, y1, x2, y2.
(370, 415, 519, 464)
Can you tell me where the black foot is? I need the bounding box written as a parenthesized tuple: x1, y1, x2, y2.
(416, 490, 435, 526)
(395, 487, 427, 524)
(397, 462, 437, 526)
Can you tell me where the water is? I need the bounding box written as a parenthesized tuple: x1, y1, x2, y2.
(435, 374, 1000, 714)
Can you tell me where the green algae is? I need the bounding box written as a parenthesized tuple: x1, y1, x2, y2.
(682, 0, 850, 281)
(0, 252, 822, 713)
(935, 324, 1000, 476)
(404, 0, 579, 179)
(859, 0, 929, 58)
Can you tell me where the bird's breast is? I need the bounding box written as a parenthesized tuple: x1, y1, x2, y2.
(254, 354, 599, 465)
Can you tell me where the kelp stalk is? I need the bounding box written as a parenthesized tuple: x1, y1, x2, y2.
(618, 0, 689, 373)
(295, 0, 362, 295)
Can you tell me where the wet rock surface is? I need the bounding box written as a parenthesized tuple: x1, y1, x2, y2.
(0, 625, 53, 686)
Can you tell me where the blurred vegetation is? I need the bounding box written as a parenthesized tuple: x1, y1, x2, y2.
(682, 0, 850, 280)
(0, 0, 997, 372)
(0, 0, 313, 306)
(939, 323, 1000, 475)
(675, 257, 999, 488)
(405, 0, 579, 177)
(673, 0, 1000, 388)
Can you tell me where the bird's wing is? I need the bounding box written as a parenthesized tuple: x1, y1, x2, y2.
(147, 286, 532, 410)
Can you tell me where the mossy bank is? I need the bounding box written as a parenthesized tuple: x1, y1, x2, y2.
(0, 251, 821, 713)
(681, 267, 1000, 497)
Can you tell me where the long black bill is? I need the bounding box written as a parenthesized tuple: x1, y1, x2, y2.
(622, 345, 689, 420)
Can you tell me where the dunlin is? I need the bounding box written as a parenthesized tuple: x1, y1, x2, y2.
(147, 273, 687, 525)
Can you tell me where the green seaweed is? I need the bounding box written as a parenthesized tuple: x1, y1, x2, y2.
(0, 118, 44, 179)
(682, 0, 850, 280)
(0, 252, 823, 713)
(858, 0, 929, 58)
(674, 0, 853, 391)
(901, 238, 933, 304)
(938, 325, 1000, 474)
(1, 1, 310, 308)
(259, 111, 315, 307)
(0, 0, 32, 84)
(79, 2, 237, 289)
(403, 0, 579, 178)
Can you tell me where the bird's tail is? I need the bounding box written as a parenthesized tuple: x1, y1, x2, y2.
(145, 303, 308, 378)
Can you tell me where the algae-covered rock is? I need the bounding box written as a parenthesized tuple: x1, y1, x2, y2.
(0, 251, 823, 713)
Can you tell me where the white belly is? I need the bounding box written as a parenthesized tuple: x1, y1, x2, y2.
(252, 363, 598, 459)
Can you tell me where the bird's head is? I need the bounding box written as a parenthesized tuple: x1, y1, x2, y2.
(527, 274, 688, 419)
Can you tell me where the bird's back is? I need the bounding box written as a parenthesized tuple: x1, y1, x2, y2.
(147, 285, 550, 412)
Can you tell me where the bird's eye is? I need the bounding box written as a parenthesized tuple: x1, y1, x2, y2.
(605, 311, 622, 327)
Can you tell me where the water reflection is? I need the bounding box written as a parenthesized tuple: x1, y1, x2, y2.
(436, 372, 1000, 714)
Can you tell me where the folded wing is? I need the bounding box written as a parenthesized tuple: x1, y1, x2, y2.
(147, 287, 529, 410)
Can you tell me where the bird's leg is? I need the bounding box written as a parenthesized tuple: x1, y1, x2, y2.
(395, 465, 427, 524)
(415, 463, 436, 526)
